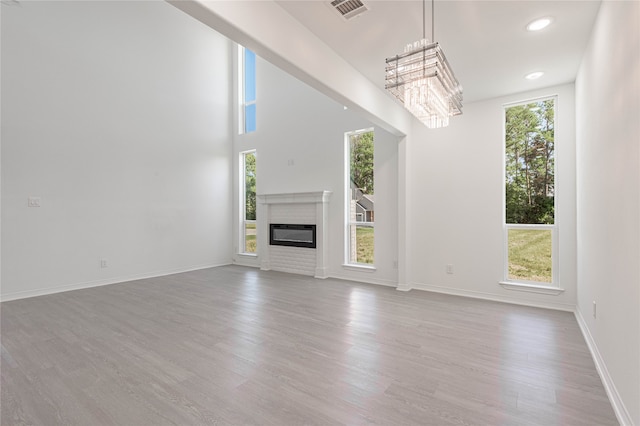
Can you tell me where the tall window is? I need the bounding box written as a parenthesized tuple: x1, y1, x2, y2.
(504, 98, 556, 285)
(239, 46, 256, 134)
(346, 129, 374, 265)
(241, 150, 257, 254)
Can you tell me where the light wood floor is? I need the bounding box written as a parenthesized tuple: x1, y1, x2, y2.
(1, 266, 617, 425)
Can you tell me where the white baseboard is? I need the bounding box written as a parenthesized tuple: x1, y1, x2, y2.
(575, 309, 634, 426)
(232, 255, 260, 268)
(329, 272, 397, 288)
(0, 260, 232, 302)
(268, 266, 315, 277)
(409, 282, 575, 312)
(228, 262, 398, 288)
(396, 283, 411, 292)
(314, 267, 329, 279)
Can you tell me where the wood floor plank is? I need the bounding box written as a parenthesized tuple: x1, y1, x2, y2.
(1, 265, 617, 425)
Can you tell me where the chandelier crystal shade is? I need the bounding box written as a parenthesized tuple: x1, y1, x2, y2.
(385, 1, 463, 128)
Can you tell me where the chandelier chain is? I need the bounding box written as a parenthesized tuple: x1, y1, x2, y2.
(432, 0, 435, 42)
(422, 0, 425, 40)
(424, 0, 435, 42)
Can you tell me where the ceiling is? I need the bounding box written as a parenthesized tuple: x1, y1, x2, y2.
(275, 0, 602, 103)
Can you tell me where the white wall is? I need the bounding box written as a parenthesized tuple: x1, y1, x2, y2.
(575, 1, 640, 424)
(408, 84, 577, 312)
(233, 56, 399, 286)
(1, 1, 234, 300)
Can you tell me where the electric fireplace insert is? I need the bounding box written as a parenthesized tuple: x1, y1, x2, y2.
(269, 224, 316, 249)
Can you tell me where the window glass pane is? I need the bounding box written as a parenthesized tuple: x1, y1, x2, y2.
(508, 228, 552, 283)
(347, 130, 374, 265)
(241, 151, 256, 255)
(239, 47, 256, 135)
(244, 222, 256, 253)
(244, 152, 256, 221)
(244, 49, 256, 103)
(505, 99, 554, 224)
(349, 224, 374, 264)
(245, 103, 256, 133)
(350, 132, 374, 197)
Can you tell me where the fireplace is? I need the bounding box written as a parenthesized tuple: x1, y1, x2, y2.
(270, 224, 316, 249)
(258, 191, 331, 278)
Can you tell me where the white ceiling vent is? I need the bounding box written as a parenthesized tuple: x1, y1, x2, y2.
(330, 0, 369, 21)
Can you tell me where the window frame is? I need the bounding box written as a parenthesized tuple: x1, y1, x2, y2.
(502, 96, 559, 288)
(240, 150, 257, 256)
(344, 128, 375, 268)
(238, 45, 256, 134)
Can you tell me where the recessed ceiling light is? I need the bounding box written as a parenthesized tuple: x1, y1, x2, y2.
(525, 71, 544, 80)
(527, 17, 552, 32)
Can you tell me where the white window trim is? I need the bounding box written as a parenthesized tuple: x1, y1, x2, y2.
(502, 96, 560, 291)
(344, 128, 375, 267)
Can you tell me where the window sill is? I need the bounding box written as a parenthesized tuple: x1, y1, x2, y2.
(342, 264, 377, 272)
(238, 253, 258, 258)
(499, 281, 565, 295)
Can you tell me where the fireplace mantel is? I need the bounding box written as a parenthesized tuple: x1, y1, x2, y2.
(258, 191, 332, 205)
(257, 191, 332, 279)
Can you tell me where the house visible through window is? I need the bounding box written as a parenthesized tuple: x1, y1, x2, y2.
(346, 129, 374, 266)
(239, 46, 256, 134)
(241, 150, 256, 254)
(504, 97, 557, 285)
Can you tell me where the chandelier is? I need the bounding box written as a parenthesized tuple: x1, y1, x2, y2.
(385, 0, 463, 128)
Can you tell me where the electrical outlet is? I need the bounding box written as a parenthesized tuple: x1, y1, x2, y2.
(593, 301, 597, 318)
(446, 264, 454, 274)
(28, 197, 41, 207)
(100, 259, 108, 268)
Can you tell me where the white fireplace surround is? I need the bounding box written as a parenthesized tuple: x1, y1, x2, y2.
(257, 191, 332, 278)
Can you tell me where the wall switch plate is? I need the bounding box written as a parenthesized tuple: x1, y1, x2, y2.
(446, 264, 454, 274)
(28, 197, 41, 207)
(100, 259, 108, 268)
